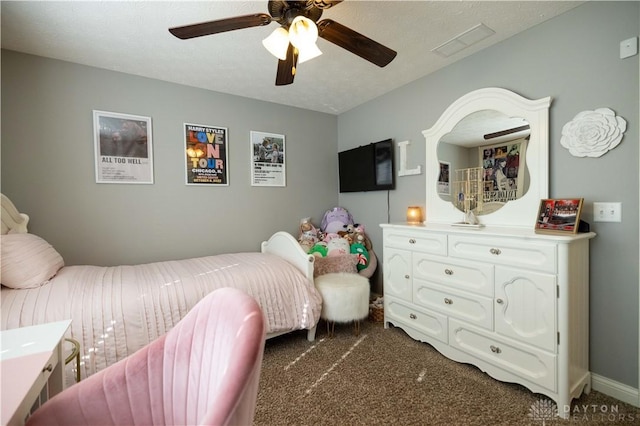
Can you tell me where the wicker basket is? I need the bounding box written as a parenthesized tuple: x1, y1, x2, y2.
(368, 305, 384, 323)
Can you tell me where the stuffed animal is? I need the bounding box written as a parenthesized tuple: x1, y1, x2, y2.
(326, 238, 350, 257)
(298, 217, 318, 253)
(308, 242, 328, 257)
(321, 232, 341, 243)
(337, 223, 357, 241)
(350, 242, 370, 271)
(321, 207, 354, 234)
(353, 224, 372, 250)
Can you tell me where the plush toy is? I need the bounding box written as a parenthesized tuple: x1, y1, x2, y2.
(298, 217, 319, 253)
(321, 232, 341, 243)
(337, 232, 353, 244)
(308, 242, 328, 257)
(337, 223, 357, 241)
(326, 238, 350, 257)
(321, 207, 354, 234)
(350, 242, 370, 271)
(353, 224, 372, 250)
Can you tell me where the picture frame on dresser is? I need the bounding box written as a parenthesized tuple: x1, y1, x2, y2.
(535, 198, 584, 234)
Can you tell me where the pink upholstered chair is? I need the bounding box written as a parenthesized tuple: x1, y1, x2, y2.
(26, 287, 266, 426)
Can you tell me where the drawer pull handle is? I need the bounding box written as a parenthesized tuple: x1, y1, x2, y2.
(496, 298, 504, 304)
(444, 269, 453, 275)
(43, 364, 53, 373)
(408, 238, 416, 244)
(409, 313, 417, 320)
(404, 274, 410, 279)
(444, 298, 453, 305)
(490, 345, 502, 354)
(490, 248, 502, 255)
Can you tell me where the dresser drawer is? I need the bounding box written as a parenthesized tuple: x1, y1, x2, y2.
(413, 280, 493, 330)
(385, 295, 448, 344)
(31, 349, 59, 398)
(448, 235, 556, 274)
(414, 254, 494, 297)
(383, 228, 447, 255)
(449, 319, 556, 392)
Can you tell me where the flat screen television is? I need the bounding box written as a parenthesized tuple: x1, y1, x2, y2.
(339, 139, 395, 193)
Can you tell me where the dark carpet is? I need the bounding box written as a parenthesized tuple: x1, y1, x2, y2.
(255, 320, 639, 425)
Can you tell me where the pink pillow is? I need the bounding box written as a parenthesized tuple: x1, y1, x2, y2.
(313, 254, 358, 278)
(1, 233, 64, 288)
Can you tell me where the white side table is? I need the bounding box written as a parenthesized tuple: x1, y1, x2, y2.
(1, 320, 72, 426)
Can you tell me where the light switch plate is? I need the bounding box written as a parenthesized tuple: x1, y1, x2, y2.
(593, 202, 622, 222)
(620, 37, 638, 59)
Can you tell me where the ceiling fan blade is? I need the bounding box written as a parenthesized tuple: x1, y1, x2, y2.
(275, 44, 298, 86)
(317, 19, 397, 67)
(169, 14, 272, 39)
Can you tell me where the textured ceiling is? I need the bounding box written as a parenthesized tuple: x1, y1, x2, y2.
(1, 1, 583, 115)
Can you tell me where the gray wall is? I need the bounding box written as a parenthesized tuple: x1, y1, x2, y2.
(338, 2, 639, 389)
(1, 50, 339, 265)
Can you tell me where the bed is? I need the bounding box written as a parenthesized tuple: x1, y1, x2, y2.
(0, 193, 321, 380)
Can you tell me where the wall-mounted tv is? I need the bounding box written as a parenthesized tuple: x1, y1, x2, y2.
(339, 139, 395, 193)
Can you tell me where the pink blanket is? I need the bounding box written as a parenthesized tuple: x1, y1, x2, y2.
(1, 252, 321, 378)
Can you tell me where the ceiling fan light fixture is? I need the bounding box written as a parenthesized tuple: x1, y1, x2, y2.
(288, 16, 318, 49)
(170, 2, 397, 85)
(297, 43, 322, 64)
(288, 16, 322, 64)
(262, 27, 289, 60)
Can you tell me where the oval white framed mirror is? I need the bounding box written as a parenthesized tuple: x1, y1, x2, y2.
(423, 87, 552, 228)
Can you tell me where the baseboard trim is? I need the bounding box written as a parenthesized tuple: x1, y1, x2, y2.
(592, 373, 639, 407)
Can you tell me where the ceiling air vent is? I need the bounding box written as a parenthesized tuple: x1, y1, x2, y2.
(432, 23, 495, 57)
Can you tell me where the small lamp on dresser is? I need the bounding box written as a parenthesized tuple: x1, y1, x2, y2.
(406, 206, 423, 224)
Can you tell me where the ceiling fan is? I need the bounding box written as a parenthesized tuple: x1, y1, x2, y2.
(169, 0, 397, 86)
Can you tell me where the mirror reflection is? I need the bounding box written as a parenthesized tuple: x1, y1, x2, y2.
(436, 110, 530, 215)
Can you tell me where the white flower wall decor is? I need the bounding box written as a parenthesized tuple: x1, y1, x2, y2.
(560, 108, 627, 158)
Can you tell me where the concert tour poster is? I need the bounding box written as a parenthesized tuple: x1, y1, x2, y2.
(184, 123, 229, 186)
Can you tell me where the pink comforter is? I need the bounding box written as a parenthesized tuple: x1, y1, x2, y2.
(1, 252, 321, 378)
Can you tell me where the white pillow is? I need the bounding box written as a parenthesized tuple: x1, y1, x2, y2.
(1, 233, 64, 289)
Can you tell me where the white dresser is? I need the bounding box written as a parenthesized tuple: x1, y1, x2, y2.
(381, 223, 595, 417)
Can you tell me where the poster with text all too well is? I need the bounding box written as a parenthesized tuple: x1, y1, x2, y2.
(94, 110, 154, 184)
(185, 123, 228, 186)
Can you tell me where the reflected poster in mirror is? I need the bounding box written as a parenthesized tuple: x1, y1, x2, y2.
(535, 198, 584, 234)
(480, 139, 527, 204)
(438, 161, 450, 195)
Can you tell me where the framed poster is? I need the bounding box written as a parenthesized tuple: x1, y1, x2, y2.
(535, 198, 584, 234)
(250, 131, 286, 187)
(184, 123, 229, 186)
(479, 139, 526, 204)
(93, 110, 153, 184)
(438, 161, 451, 195)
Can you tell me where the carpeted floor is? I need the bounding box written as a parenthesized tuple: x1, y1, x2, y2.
(254, 320, 639, 425)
